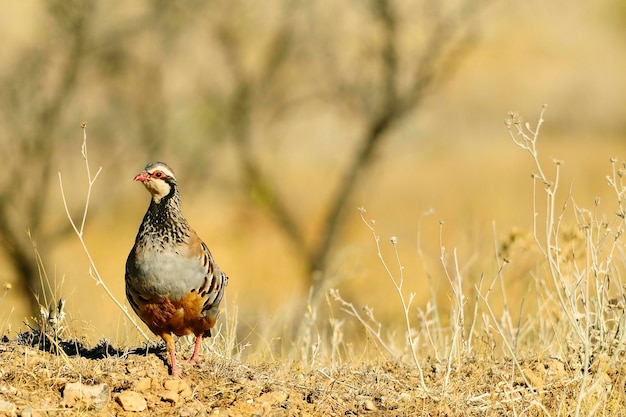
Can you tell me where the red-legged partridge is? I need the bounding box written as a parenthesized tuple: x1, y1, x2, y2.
(125, 162, 228, 376)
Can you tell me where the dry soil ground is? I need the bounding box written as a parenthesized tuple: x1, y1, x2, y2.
(1, 331, 624, 416)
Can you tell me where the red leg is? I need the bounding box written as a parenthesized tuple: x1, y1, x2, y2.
(162, 333, 181, 377)
(189, 335, 202, 364)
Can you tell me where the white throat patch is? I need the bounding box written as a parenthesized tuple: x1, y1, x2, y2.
(146, 179, 172, 202)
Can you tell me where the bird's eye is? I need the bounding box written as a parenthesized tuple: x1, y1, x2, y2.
(154, 171, 163, 178)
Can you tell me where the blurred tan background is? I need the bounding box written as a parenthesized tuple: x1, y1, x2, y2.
(1, 0, 626, 350)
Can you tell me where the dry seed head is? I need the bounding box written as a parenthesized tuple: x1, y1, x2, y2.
(505, 112, 522, 126)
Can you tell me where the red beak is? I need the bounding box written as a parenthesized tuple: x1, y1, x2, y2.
(134, 172, 150, 182)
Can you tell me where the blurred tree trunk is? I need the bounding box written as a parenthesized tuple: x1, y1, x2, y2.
(0, 1, 92, 317)
(0, 0, 489, 326)
(0, 1, 154, 319)
(211, 0, 487, 303)
(307, 0, 487, 298)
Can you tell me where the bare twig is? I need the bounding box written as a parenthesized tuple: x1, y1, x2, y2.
(329, 288, 395, 358)
(58, 124, 151, 342)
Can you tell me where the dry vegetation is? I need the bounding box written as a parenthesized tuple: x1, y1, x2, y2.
(3, 1, 626, 416)
(3, 109, 626, 416)
(1, 337, 614, 416)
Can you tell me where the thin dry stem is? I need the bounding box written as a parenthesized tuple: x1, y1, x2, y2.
(358, 207, 426, 387)
(58, 124, 150, 342)
(507, 106, 626, 417)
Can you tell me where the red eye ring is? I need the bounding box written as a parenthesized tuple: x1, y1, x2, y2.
(153, 171, 163, 178)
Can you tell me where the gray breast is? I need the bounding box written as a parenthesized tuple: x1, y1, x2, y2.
(129, 246, 207, 301)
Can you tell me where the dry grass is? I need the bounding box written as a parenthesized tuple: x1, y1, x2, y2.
(3, 336, 622, 416)
(1, 2, 626, 414)
(2, 108, 626, 415)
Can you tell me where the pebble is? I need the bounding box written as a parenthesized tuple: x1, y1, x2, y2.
(164, 379, 192, 398)
(258, 390, 288, 405)
(62, 382, 110, 410)
(20, 405, 45, 417)
(116, 390, 147, 412)
(20, 405, 33, 417)
(0, 384, 17, 395)
(0, 399, 16, 414)
(162, 390, 179, 404)
(133, 377, 152, 392)
(364, 399, 377, 411)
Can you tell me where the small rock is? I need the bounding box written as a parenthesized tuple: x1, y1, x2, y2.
(164, 379, 192, 399)
(0, 384, 17, 395)
(62, 382, 110, 410)
(126, 365, 140, 375)
(522, 368, 544, 390)
(258, 390, 289, 415)
(180, 386, 192, 399)
(258, 391, 288, 405)
(364, 399, 377, 411)
(116, 390, 147, 412)
(20, 405, 42, 417)
(133, 377, 152, 392)
(163, 379, 181, 392)
(0, 399, 16, 414)
(543, 357, 566, 380)
(162, 390, 179, 404)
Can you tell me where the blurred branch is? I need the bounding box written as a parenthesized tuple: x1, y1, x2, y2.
(401, 0, 483, 113)
(30, 8, 89, 233)
(375, 0, 399, 107)
(309, 0, 402, 284)
(308, 0, 486, 298)
(0, 1, 157, 318)
(0, 3, 93, 316)
(207, 0, 488, 303)
(213, 3, 311, 259)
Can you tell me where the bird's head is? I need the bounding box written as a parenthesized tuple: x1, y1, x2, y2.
(134, 161, 178, 202)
